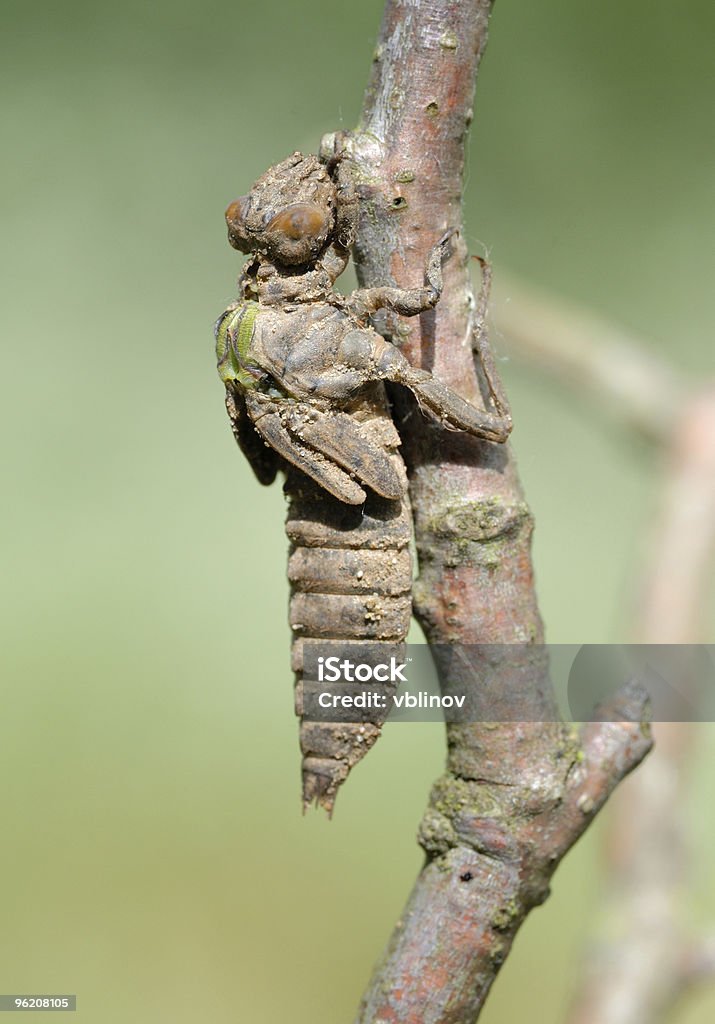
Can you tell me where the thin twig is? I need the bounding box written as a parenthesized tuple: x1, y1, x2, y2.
(319, 3, 652, 1020)
(492, 272, 688, 443)
(679, 932, 715, 990)
(636, 387, 715, 641)
(566, 387, 715, 1024)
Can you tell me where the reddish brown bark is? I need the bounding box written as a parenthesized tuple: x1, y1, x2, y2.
(319, 2, 653, 1020)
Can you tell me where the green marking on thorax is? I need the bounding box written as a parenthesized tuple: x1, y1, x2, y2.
(216, 300, 260, 389)
(234, 301, 259, 362)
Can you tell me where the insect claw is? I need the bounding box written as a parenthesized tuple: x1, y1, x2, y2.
(436, 227, 458, 263)
(438, 226, 458, 247)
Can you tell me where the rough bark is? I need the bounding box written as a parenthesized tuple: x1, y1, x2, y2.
(316, 2, 653, 1021)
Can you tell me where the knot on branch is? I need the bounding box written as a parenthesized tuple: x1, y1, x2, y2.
(418, 773, 515, 859)
(417, 733, 580, 863)
(426, 498, 532, 544)
(416, 498, 532, 573)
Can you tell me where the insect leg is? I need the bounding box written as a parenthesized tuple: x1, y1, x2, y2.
(377, 345, 513, 443)
(354, 252, 513, 443)
(471, 255, 512, 432)
(342, 232, 453, 319)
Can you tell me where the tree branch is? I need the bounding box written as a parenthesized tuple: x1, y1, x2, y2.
(319, 2, 652, 1019)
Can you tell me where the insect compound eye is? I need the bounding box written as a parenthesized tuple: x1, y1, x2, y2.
(265, 203, 330, 242)
(260, 201, 333, 266)
(225, 195, 253, 252)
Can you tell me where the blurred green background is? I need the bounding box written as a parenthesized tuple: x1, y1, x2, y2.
(1, 0, 714, 1020)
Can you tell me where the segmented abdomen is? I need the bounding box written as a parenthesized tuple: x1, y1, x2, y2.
(285, 415, 413, 814)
